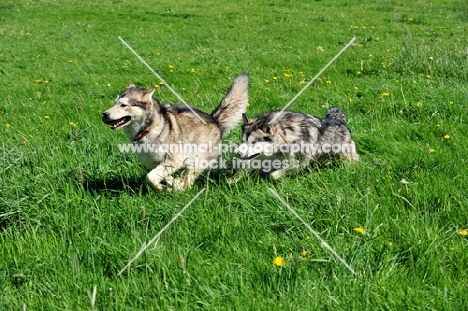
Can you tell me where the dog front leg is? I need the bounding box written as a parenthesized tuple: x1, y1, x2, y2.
(146, 162, 179, 191)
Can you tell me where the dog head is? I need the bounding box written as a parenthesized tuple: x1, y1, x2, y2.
(236, 113, 283, 160)
(102, 84, 158, 130)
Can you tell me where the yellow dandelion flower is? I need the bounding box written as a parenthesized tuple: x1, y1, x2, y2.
(272, 76, 278, 80)
(44, 80, 49, 84)
(43, 101, 47, 104)
(299, 80, 306, 86)
(444, 134, 450, 139)
(416, 102, 423, 108)
(354, 86, 359, 90)
(300, 250, 311, 257)
(356, 71, 362, 75)
(5, 123, 11, 128)
(449, 101, 453, 105)
(44, 115, 50, 119)
(159, 82, 164, 85)
(386, 241, 393, 246)
(429, 148, 435, 153)
(426, 75, 431, 79)
(169, 65, 174, 69)
(264, 79, 269, 83)
(299, 71, 305, 76)
(154, 84, 160, 88)
(190, 68, 196, 73)
(169, 69, 173, 73)
(68, 60, 73, 63)
(353, 227, 365, 234)
(283, 73, 292, 78)
(35, 79, 42, 83)
(273, 256, 284, 267)
(381, 92, 390, 97)
(326, 80, 332, 85)
(317, 46, 325, 52)
(458, 229, 468, 237)
(246, 102, 250, 107)
(69, 122, 74, 125)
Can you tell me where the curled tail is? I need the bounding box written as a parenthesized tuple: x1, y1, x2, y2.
(211, 72, 248, 135)
(325, 107, 347, 123)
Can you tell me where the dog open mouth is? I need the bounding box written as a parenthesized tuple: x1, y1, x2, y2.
(239, 153, 260, 161)
(103, 116, 131, 129)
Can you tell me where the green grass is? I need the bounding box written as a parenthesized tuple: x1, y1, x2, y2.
(1, 0, 468, 309)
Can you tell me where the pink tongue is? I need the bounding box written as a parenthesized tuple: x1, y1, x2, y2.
(111, 119, 124, 127)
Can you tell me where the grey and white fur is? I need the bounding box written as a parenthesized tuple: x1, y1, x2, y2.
(234, 107, 359, 179)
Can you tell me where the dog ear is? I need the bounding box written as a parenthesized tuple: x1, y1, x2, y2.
(261, 122, 274, 134)
(242, 113, 252, 125)
(126, 84, 136, 89)
(143, 88, 155, 101)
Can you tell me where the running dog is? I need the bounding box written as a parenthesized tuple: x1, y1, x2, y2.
(234, 108, 359, 180)
(102, 73, 248, 191)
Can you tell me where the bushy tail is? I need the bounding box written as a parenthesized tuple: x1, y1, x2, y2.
(325, 107, 346, 123)
(211, 72, 248, 135)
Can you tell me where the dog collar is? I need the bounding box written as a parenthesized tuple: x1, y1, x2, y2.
(133, 128, 151, 142)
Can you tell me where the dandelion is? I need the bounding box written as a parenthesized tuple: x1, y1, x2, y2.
(353, 227, 365, 234)
(169, 65, 174, 69)
(190, 68, 196, 73)
(416, 102, 423, 108)
(273, 256, 284, 267)
(426, 75, 431, 79)
(354, 86, 359, 90)
(299, 80, 306, 86)
(246, 102, 250, 107)
(283, 73, 292, 78)
(326, 80, 332, 85)
(300, 250, 311, 257)
(68, 60, 73, 63)
(356, 71, 362, 75)
(35, 79, 42, 83)
(444, 134, 450, 140)
(429, 148, 435, 153)
(44, 115, 50, 119)
(43, 101, 47, 104)
(317, 46, 325, 52)
(459, 229, 468, 237)
(5, 123, 10, 128)
(264, 79, 269, 83)
(69, 122, 74, 125)
(449, 101, 453, 105)
(381, 92, 389, 97)
(44, 80, 49, 84)
(272, 76, 278, 80)
(299, 71, 305, 77)
(386, 241, 393, 247)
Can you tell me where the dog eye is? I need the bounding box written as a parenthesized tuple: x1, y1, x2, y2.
(263, 136, 272, 142)
(120, 104, 127, 108)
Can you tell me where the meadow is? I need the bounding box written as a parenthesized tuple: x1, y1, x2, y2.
(1, 0, 467, 309)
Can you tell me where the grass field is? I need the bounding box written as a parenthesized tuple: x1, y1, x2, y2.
(1, 0, 468, 309)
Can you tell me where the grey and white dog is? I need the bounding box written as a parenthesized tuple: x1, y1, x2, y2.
(234, 108, 359, 179)
(102, 73, 248, 191)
